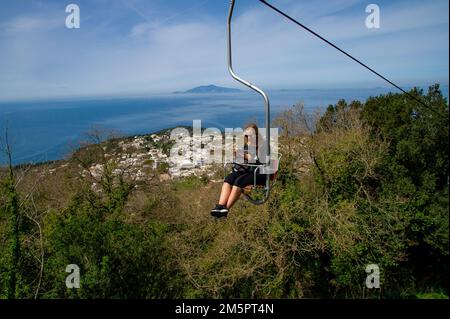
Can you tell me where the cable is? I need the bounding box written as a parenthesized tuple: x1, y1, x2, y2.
(258, 0, 438, 114)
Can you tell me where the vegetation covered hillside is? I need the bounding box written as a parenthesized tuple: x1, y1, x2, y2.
(0, 85, 448, 299)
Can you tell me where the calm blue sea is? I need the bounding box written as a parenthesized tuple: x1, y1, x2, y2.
(0, 86, 448, 165)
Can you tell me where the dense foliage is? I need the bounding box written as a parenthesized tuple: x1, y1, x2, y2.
(0, 85, 448, 298)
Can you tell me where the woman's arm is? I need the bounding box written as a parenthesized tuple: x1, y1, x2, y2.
(234, 146, 258, 162)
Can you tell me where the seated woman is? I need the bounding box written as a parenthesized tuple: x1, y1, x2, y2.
(211, 123, 266, 218)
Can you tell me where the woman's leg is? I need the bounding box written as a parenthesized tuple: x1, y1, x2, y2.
(218, 171, 240, 206)
(226, 186, 242, 209)
(226, 172, 258, 209)
(218, 182, 232, 206)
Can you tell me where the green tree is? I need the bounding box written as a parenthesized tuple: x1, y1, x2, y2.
(361, 84, 449, 294)
(0, 129, 23, 298)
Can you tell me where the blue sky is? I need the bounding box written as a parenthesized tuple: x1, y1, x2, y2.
(0, 0, 448, 101)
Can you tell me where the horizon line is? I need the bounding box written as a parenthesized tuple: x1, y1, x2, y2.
(1, 82, 448, 104)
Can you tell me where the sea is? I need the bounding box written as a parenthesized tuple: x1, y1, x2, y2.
(0, 86, 448, 165)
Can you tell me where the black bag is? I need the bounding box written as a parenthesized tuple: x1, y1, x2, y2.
(232, 163, 249, 173)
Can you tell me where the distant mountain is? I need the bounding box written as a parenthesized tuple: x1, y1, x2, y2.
(174, 85, 241, 94)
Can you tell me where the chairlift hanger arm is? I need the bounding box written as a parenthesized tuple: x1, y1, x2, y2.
(227, 0, 271, 167)
(227, 1, 269, 103)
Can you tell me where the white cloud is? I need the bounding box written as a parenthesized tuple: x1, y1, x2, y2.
(1, 15, 61, 33)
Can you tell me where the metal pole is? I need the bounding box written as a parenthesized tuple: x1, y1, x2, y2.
(227, 0, 271, 182)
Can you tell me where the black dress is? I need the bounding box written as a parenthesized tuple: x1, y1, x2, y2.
(224, 146, 266, 188)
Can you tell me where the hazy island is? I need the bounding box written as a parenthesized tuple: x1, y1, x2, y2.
(173, 84, 242, 94)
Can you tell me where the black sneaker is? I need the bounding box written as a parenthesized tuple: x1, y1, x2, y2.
(210, 204, 228, 218)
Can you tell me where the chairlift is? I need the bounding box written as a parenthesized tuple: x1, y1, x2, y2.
(224, 0, 279, 205)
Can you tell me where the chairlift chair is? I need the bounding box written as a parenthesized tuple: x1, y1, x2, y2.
(224, 0, 279, 205)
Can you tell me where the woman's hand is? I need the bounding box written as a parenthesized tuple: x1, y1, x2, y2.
(236, 149, 253, 162)
(235, 148, 244, 161)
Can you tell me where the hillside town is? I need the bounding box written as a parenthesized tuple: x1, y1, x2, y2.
(24, 126, 312, 190)
(82, 130, 225, 183)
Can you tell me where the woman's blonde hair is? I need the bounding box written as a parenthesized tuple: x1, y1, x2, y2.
(244, 122, 259, 153)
